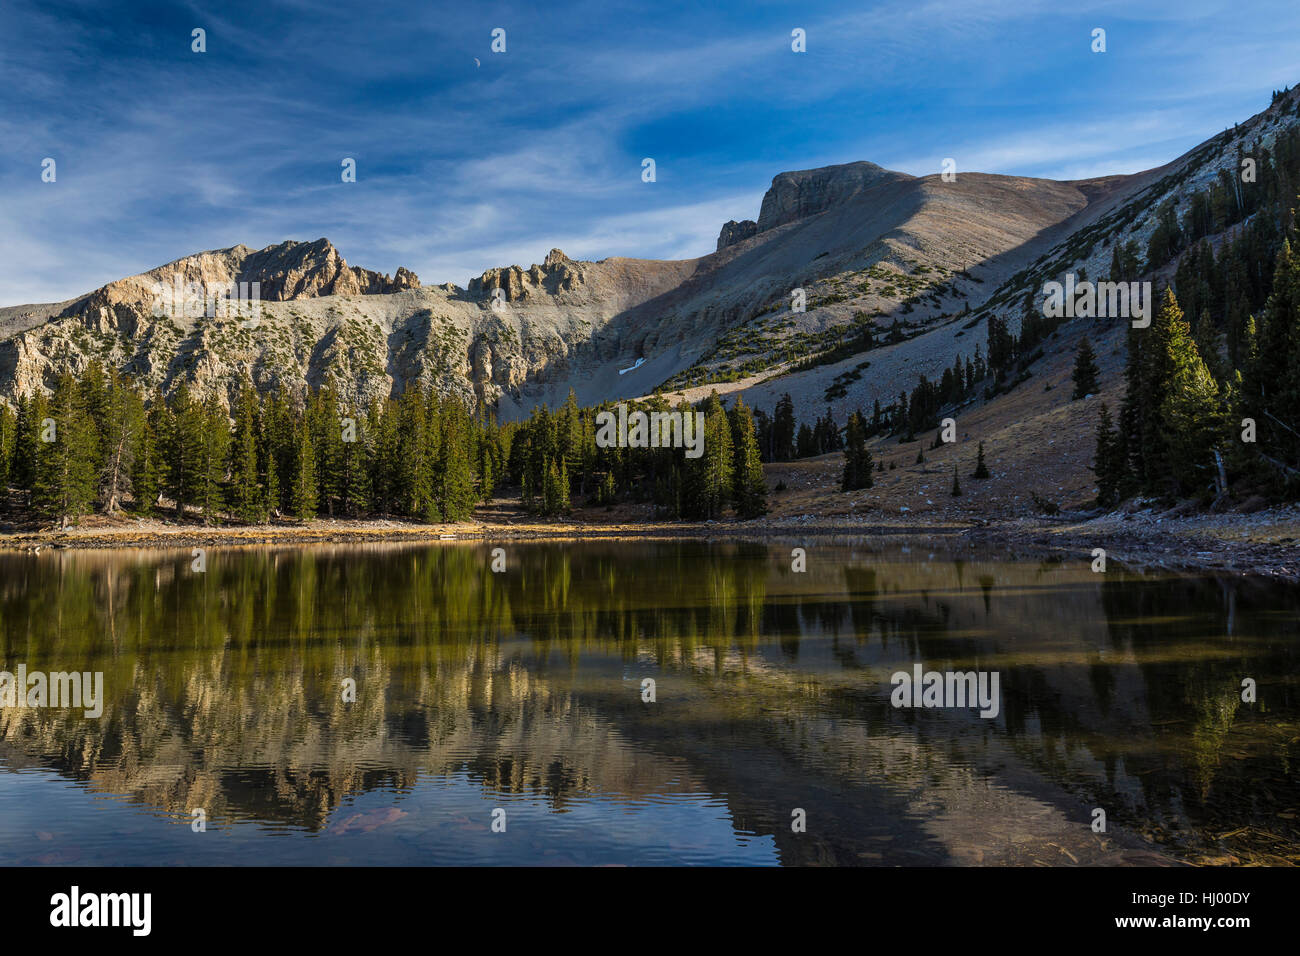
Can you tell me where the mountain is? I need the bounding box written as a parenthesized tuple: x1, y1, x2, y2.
(3, 84, 1298, 425)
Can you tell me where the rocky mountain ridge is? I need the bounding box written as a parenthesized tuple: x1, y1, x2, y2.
(2, 83, 1297, 423)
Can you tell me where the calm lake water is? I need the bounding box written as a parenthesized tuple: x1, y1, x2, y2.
(1, 540, 1297, 866)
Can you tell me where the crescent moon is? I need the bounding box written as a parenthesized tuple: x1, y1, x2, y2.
(474, 57, 481, 67)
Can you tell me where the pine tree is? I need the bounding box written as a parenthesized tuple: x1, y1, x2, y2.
(133, 403, 165, 515)
(397, 388, 435, 520)
(310, 387, 344, 516)
(78, 361, 108, 464)
(437, 402, 477, 521)
(796, 422, 815, 459)
(971, 441, 990, 479)
(1192, 310, 1222, 380)
(557, 389, 584, 485)
(950, 464, 962, 497)
(556, 459, 571, 513)
(541, 457, 569, 515)
(195, 393, 230, 523)
(987, 314, 1015, 380)
(1071, 335, 1100, 399)
(290, 420, 318, 520)
(256, 392, 282, 514)
(840, 411, 873, 491)
(521, 403, 557, 512)
(33, 374, 98, 526)
(1159, 310, 1224, 497)
(597, 470, 617, 507)
(1145, 198, 1183, 270)
(820, 407, 843, 452)
(259, 393, 285, 519)
(262, 435, 281, 520)
(1093, 402, 1122, 506)
(337, 405, 371, 518)
(1123, 288, 1183, 492)
(12, 394, 46, 505)
(367, 400, 398, 515)
(475, 416, 498, 502)
(0, 402, 17, 494)
(772, 393, 796, 461)
(164, 386, 205, 519)
(97, 371, 144, 513)
(1247, 239, 1300, 478)
(228, 383, 262, 523)
(729, 396, 768, 517)
(685, 392, 733, 519)
(1109, 242, 1124, 283)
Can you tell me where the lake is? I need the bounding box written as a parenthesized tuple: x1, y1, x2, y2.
(1, 539, 1297, 866)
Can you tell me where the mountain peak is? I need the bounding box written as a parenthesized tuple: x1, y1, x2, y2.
(757, 160, 914, 232)
(716, 220, 758, 251)
(58, 239, 420, 317)
(717, 160, 914, 251)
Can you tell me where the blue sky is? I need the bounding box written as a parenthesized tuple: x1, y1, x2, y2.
(2, 0, 1299, 305)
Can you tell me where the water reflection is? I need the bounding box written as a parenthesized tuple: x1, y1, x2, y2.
(0, 541, 1296, 866)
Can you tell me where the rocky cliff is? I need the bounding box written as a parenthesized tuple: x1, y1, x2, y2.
(57, 238, 420, 321)
(756, 161, 914, 232)
(716, 219, 758, 251)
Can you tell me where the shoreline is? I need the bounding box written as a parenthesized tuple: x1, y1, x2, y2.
(2, 507, 1297, 581)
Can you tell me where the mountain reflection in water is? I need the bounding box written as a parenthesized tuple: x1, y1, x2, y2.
(1, 541, 1296, 866)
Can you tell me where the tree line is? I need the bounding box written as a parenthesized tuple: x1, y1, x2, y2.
(0, 371, 772, 526)
(507, 390, 767, 520)
(0, 368, 496, 526)
(1091, 116, 1300, 506)
(747, 344, 991, 468)
(1094, 240, 1300, 504)
(5, 132, 1296, 526)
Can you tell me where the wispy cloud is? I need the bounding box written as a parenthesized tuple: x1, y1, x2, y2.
(1, 0, 1297, 305)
